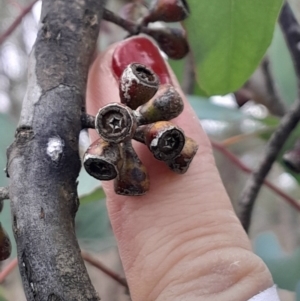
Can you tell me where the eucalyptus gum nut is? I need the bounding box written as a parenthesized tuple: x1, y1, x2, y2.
(166, 137, 198, 174)
(95, 103, 137, 143)
(144, 27, 189, 60)
(84, 138, 122, 181)
(0, 222, 11, 261)
(136, 84, 184, 125)
(143, 0, 189, 24)
(140, 121, 185, 161)
(119, 63, 159, 110)
(114, 141, 149, 196)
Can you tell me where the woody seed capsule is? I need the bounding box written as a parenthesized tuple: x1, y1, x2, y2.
(95, 103, 137, 143)
(114, 141, 150, 195)
(83, 138, 122, 181)
(119, 63, 160, 110)
(136, 121, 185, 161)
(166, 137, 198, 174)
(135, 84, 184, 125)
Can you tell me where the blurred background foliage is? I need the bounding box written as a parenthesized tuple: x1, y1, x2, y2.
(1, 0, 300, 300)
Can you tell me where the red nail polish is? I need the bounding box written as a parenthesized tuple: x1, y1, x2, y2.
(112, 36, 172, 85)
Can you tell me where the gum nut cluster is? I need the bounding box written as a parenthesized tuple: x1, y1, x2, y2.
(83, 63, 198, 196)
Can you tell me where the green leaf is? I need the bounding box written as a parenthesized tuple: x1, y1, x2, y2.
(184, 0, 283, 95)
(269, 25, 298, 107)
(188, 95, 245, 121)
(254, 232, 300, 291)
(76, 197, 114, 251)
(80, 187, 106, 205)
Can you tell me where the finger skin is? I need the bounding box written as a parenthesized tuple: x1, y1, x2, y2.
(86, 36, 273, 301)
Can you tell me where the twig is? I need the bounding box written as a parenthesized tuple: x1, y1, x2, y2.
(182, 53, 195, 94)
(279, 3, 300, 77)
(103, 8, 139, 34)
(6, 0, 106, 299)
(81, 113, 95, 129)
(211, 140, 300, 212)
(0, 187, 9, 201)
(0, 258, 18, 283)
(237, 3, 300, 232)
(0, 0, 38, 45)
(81, 251, 128, 289)
(220, 127, 276, 147)
(238, 101, 300, 231)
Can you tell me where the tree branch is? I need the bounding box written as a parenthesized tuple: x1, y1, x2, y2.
(237, 3, 300, 232)
(81, 113, 96, 129)
(211, 140, 300, 212)
(0, 0, 38, 45)
(6, 0, 106, 300)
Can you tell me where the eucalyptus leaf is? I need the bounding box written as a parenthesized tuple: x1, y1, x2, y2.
(188, 95, 245, 121)
(80, 187, 106, 205)
(269, 25, 297, 107)
(254, 232, 300, 291)
(184, 0, 283, 95)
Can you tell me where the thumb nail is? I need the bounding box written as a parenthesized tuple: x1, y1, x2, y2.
(112, 36, 172, 85)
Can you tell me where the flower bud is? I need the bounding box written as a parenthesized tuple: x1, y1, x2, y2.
(144, 27, 189, 59)
(143, 0, 189, 24)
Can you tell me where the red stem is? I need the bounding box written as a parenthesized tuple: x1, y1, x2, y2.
(0, 258, 18, 283)
(211, 140, 300, 211)
(81, 251, 128, 289)
(0, 0, 38, 45)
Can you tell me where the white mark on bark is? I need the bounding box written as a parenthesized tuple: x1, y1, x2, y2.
(79, 129, 89, 159)
(47, 137, 64, 162)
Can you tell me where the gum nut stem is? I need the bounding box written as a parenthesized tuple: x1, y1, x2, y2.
(114, 141, 149, 196)
(166, 137, 198, 174)
(135, 84, 184, 125)
(95, 103, 137, 143)
(0, 222, 11, 261)
(137, 121, 185, 161)
(143, 27, 189, 60)
(143, 0, 189, 24)
(119, 63, 160, 110)
(84, 138, 122, 181)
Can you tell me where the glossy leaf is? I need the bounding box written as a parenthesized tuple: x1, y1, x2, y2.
(184, 0, 283, 95)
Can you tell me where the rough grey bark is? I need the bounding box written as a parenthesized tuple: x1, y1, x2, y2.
(6, 0, 106, 300)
